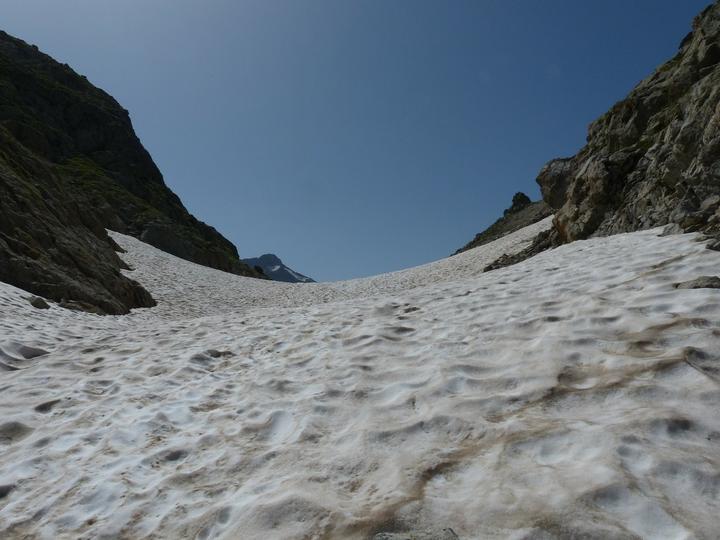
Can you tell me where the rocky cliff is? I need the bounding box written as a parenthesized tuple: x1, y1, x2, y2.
(0, 31, 263, 314)
(537, 2, 720, 246)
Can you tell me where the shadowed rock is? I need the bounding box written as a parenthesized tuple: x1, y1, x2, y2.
(0, 484, 15, 499)
(28, 296, 49, 309)
(0, 31, 264, 314)
(674, 276, 720, 289)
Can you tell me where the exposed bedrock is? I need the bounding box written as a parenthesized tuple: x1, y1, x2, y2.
(0, 30, 264, 314)
(537, 2, 720, 245)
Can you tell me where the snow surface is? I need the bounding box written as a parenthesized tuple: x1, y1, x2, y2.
(1, 218, 720, 539)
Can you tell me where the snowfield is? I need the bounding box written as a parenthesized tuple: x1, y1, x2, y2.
(1, 218, 720, 539)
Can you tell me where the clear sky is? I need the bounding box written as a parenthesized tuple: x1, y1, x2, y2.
(3, 1, 711, 281)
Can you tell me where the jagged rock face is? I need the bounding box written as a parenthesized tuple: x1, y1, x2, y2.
(0, 30, 263, 313)
(538, 2, 720, 243)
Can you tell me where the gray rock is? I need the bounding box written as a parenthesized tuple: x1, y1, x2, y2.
(537, 158, 575, 210)
(660, 223, 684, 236)
(674, 276, 720, 289)
(28, 296, 50, 309)
(708, 238, 720, 251)
(59, 299, 108, 316)
(534, 4, 720, 245)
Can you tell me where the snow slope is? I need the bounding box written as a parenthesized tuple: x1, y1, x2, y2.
(1, 218, 720, 539)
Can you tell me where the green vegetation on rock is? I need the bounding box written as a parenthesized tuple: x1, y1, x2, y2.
(0, 30, 264, 314)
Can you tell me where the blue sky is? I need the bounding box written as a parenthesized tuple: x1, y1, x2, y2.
(3, 1, 710, 281)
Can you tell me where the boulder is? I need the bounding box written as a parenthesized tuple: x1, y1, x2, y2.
(27, 296, 49, 310)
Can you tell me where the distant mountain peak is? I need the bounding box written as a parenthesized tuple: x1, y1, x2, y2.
(242, 254, 315, 283)
(253, 254, 283, 266)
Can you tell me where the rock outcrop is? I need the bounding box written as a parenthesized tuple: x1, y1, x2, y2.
(455, 192, 552, 254)
(674, 275, 720, 289)
(537, 2, 720, 245)
(0, 30, 263, 314)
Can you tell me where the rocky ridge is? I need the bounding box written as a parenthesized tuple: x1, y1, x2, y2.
(454, 192, 551, 254)
(0, 31, 263, 314)
(479, 1, 720, 272)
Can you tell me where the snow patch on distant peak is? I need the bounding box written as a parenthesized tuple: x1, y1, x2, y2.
(242, 254, 315, 283)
